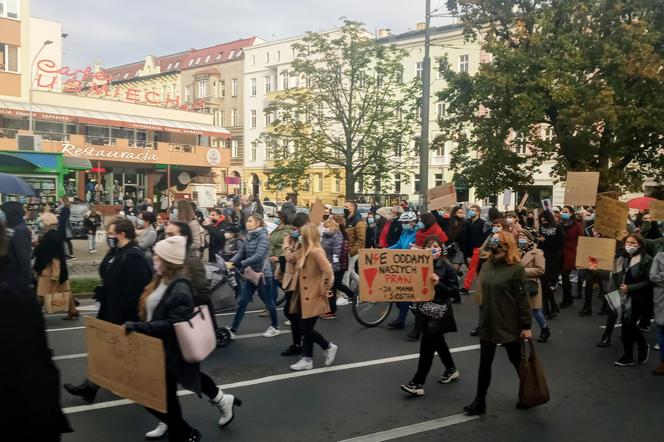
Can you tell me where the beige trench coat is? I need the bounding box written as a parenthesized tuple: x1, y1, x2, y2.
(521, 248, 545, 310)
(286, 247, 334, 319)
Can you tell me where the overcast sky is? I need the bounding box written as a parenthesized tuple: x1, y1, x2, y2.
(31, 0, 453, 68)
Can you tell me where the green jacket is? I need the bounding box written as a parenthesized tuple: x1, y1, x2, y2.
(478, 260, 532, 344)
(269, 223, 294, 258)
(644, 236, 664, 257)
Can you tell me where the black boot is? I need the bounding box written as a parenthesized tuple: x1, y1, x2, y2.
(64, 380, 99, 404)
(596, 335, 611, 348)
(463, 396, 486, 415)
(406, 327, 421, 341)
(577, 308, 592, 317)
(537, 327, 551, 343)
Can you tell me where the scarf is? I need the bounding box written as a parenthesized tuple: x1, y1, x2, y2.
(540, 226, 557, 237)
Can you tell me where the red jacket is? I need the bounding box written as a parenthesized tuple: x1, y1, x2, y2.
(416, 223, 449, 248)
(562, 220, 583, 271)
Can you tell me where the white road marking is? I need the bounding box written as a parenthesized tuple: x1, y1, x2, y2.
(338, 413, 480, 442)
(62, 344, 481, 414)
(52, 330, 293, 360)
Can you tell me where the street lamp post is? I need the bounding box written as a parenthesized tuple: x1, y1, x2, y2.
(29, 40, 54, 133)
(419, 0, 432, 210)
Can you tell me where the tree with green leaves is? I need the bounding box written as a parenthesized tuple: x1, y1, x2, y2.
(263, 20, 421, 199)
(435, 0, 664, 197)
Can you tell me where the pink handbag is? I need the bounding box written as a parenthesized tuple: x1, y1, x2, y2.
(174, 305, 216, 363)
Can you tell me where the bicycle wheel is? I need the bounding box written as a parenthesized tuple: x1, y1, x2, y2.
(352, 297, 393, 327)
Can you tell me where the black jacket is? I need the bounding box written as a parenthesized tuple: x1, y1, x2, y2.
(418, 259, 458, 334)
(125, 278, 201, 396)
(375, 218, 401, 248)
(84, 212, 103, 234)
(57, 206, 70, 237)
(0, 255, 72, 439)
(97, 244, 153, 324)
(34, 229, 68, 284)
(612, 253, 653, 316)
(7, 221, 34, 291)
(205, 219, 226, 263)
(460, 217, 489, 258)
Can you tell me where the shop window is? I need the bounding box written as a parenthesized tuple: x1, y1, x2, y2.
(0, 43, 19, 73)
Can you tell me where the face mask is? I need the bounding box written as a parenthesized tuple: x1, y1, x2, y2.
(106, 236, 118, 249)
(343, 209, 351, 217)
(432, 247, 442, 257)
(290, 231, 300, 239)
(505, 217, 514, 225)
(402, 223, 413, 230)
(518, 238, 529, 247)
(374, 214, 381, 220)
(561, 213, 571, 221)
(224, 233, 234, 239)
(625, 245, 639, 255)
(467, 210, 476, 218)
(367, 218, 375, 225)
(274, 219, 281, 225)
(322, 227, 330, 234)
(487, 236, 501, 250)
(153, 259, 162, 275)
(492, 226, 501, 233)
(438, 210, 445, 217)
(416, 221, 424, 230)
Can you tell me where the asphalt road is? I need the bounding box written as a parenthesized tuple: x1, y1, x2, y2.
(47, 288, 664, 442)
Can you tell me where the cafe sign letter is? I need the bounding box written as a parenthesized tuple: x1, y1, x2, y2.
(61, 143, 159, 162)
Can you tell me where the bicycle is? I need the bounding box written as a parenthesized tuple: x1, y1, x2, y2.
(351, 292, 393, 327)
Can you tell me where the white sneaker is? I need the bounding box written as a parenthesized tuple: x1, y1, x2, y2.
(324, 343, 338, 366)
(211, 391, 242, 428)
(284, 320, 291, 326)
(655, 343, 660, 351)
(89, 250, 95, 254)
(145, 422, 168, 439)
(226, 327, 236, 340)
(336, 297, 350, 306)
(290, 358, 313, 371)
(263, 326, 280, 338)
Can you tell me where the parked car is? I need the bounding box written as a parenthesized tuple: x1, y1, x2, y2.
(263, 201, 277, 217)
(357, 203, 372, 219)
(70, 202, 91, 238)
(330, 206, 345, 216)
(296, 207, 309, 214)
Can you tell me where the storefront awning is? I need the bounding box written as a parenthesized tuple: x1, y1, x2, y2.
(0, 151, 60, 171)
(0, 152, 40, 169)
(63, 157, 93, 170)
(0, 100, 231, 138)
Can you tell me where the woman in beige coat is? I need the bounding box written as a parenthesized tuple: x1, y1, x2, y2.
(518, 229, 549, 342)
(284, 224, 338, 371)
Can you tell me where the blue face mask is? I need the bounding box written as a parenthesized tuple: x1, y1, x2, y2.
(274, 219, 281, 225)
(561, 213, 571, 221)
(416, 221, 424, 230)
(402, 223, 413, 231)
(518, 239, 528, 247)
(290, 231, 300, 239)
(467, 210, 476, 218)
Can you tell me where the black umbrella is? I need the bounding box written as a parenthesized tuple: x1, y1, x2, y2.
(0, 172, 35, 196)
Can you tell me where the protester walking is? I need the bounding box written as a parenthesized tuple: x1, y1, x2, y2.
(176, 199, 203, 256)
(284, 224, 338, 371)
(343, 200, 366, 289)
(537, 210, 563, 319)
(56, 196, 74, 259)
(415, 212, 448, 248)
(613, 234, 653, 367)
(435, 206, 466, 272)
(519, 229, 550, 342)
(229, 214, 279, 338)
(375, 206, 402, 249)
(64, 217, 153, 403)
(203, 209, 227, 263)
(137, 211, 158, 260)
(84, 205, 103, 253)
(650, 251, 664, 375)
(464, 230, 532, 415)
(387, 211, 420, 329)
(460, 204, 489, 296)
(33, 212, 78, 320)
(1, 201, 33, 292)
(267, 210, 294, 307)
(321, 217, 355, 319)
(401, 236, 459, 396)
(560, 206, 583, 308)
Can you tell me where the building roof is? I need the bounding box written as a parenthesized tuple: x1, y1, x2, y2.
(377, 23, 465, 44)
(105, 37, 258, 81)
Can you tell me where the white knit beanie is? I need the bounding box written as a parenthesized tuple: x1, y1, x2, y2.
(154, 236, 186, 265)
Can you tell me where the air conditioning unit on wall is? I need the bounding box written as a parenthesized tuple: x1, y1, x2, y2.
(17, 134, 43, 152)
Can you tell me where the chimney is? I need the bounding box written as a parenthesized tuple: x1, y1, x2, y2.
(416, 22, 426, 31)
(377, 28, 391, 38)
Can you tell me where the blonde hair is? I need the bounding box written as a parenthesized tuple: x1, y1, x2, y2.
(323, 218, 338, 231)
(496, 230, 521, 265)
(40, 212, 58, 229)
(176, 199, 196, 222)
(138, 256, 186, 320)
(298, 224, 322, 268)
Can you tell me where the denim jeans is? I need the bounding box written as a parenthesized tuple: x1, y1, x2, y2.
(532, 309, 547, 330)
(396, 302, 412, 325)
(231, 277, 278, 331)
(657, 325, 664, 363)
(88, 233, 96, 251)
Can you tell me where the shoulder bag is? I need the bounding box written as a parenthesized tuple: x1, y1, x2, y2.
(518, 339, 550, 408)
(174, 304, 216, 363)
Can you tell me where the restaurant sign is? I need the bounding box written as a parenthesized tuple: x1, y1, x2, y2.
(62, 143, 159, 162)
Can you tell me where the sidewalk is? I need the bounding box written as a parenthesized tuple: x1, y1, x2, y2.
(68, 239, 102, 278)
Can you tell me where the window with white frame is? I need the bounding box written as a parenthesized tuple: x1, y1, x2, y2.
(0, 43, 19, 72)
(434, 173, 444, 187)
(204, 55, 211, 63)
(229, 50, 235, 59)
(264, 113, 272, 127)
(219, 110, 225, 126)
(437, 102, 446, 118)
(184, 86, 191, 102)
(250, 110, 257, 128)
(314, 173, 323, 192)
(265, 52, 270, 63)
(231, 140, 239, 158)
(291, 47, 297, 59)
(231, 79, 238, 97)
(416, 62, 423, 80)
(197, 79, 207, 98)
(394, 174, 401, 193)
(166, 63, 173, 70)
(250, 142, 257, 161)
(332, 177, 341, 194)
(514, 132, 527, 154)
(276, 50, 281, 61)
(265, 142, 272, 160)
(0, 0, 19, 18)
(459, 54, 469, 73)
(219, 80, 225, 97)
(232, 109, 239, 126)
(195, 57, 202, 65)
(435, 140, 445, 157)
(437, 59, 445, 79)
(543, 126, 554, 141)
(414, 174, 421, 193)
(281, 71, 289, 90)
(264, 75, 272, 93)
(250, 78, 257, 96)
(171, 84, 176, 98)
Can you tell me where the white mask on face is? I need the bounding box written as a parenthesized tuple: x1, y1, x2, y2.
(153, 259, 162, 276)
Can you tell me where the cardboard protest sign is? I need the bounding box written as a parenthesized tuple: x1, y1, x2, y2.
(518, 193, 529, 210)
(309, 197, 325, 225)
(594, 195, 628, 239)
(85, 317, 166, 412)
(575, 237, 616, 271)
(598, 191, 619, 200)
(541, 199, 552, 212)
(650, 199, 664, 221)
(358, 249, 435, 303)
(564, 172, 600, 206)
(427, 182, 457, 210)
